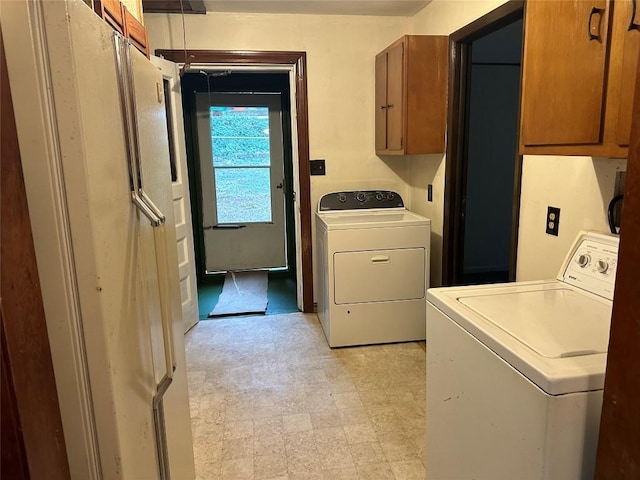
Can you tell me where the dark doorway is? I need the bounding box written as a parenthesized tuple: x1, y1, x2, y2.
(181, 71, 299, 314)
(156, 49, 314, 313)
(443, 1, 525, 286)
(181, 71, 296, 278)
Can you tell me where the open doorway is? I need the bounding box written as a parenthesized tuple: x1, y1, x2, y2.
(182, 71, 299, 317)
(443, 1, 525, 286)
(156, 49, 314, 314)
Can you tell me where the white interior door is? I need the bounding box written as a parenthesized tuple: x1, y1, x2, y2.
(151, 56, 199, 333)
(196, 92, 287, 272)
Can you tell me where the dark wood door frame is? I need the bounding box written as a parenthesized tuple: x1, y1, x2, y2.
(442, 0, 525, 286)
(155, 49, 314, 313)
(595, 50, 640, 479)
(1, 28, 70, 479)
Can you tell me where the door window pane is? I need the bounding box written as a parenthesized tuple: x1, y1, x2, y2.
(210, 105, 273, 224)
(215, 168, 271, 223)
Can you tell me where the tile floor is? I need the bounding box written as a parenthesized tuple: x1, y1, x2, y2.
(185, 312, 427, 479)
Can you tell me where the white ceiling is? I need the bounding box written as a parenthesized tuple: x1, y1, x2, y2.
(201, 1, 431, 17)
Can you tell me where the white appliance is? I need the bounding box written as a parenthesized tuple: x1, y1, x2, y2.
(426, 231, 619, 480)
(3, 1, 195, 478)
(316, 190, 430, 347)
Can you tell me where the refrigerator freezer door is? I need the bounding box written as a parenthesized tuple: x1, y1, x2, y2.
(7, 0, 196, 478)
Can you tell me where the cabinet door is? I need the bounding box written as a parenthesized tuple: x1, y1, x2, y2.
(520, 0, 610, 146)
(386, 42, 404, 152)
(615, 0, 640, 145)
(375, 51, 388, 151)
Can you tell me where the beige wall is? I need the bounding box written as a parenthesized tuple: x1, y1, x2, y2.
(517, 156, 626, 280)
(145, 12, 414, 298)
(409, 0, 627, 284)
(121, 0, 142, 21)
(147, 1, 628, 295)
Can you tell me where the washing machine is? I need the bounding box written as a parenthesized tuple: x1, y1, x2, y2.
(426, 231, 619, 479)
(315, 190, 430, 347)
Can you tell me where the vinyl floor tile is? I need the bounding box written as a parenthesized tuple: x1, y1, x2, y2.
(186, 313, 426, 479)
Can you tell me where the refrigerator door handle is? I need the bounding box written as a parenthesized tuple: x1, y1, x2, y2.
(114, 33, 176, 480)
(152, 223, 177, 377)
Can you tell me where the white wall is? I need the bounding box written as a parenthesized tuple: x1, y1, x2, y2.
(145, 12, 413, 298)
(517, 156, 626, 280)
(409, 0, 627, 284)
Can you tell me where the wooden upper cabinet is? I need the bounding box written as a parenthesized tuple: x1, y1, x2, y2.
(375, 35, 449, 155)
(124, 7, 149, 57)
(93, 0, 149, 57)
(94, 0, 125, 34)
(375, 50, 388, 152)
(613, 0, 640, 146)
(520, 0, 639, 157)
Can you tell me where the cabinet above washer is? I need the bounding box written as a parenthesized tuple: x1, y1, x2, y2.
(375, 35, 449, 155)
(519, 0, 639, 157)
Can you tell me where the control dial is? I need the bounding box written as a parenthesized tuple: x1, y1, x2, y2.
(337, 193, 347, 203)
(576, 254, 591, 268)
(386, 192, 395, 201)
(376, 192, 384, 201)
(355, 192, 367, 203)
(596, 260, 609, 274)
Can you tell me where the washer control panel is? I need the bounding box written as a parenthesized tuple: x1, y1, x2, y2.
(318, 190, 404, 211)
(559, 231, 620, 300)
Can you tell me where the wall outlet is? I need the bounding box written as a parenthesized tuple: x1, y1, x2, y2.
(546, 206, 560, 236)
(310, 159, 326, 176)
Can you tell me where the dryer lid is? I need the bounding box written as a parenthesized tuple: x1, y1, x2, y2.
(317, 210, 430, 229)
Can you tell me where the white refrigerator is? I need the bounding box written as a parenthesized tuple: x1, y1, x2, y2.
(2, 0, 196, 478)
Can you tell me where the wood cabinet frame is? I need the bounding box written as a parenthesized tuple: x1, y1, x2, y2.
(519, 0, 639, 157)
(375, 35, 448, 155)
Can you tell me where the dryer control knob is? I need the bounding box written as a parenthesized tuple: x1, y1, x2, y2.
(376, 192, 384, 201)
(338, 193, 347, 203)
(596, 260, 609, 273)
(386, 192, 395, 201)
(576, 254, 591, 267)
(355, 192, 367, 202)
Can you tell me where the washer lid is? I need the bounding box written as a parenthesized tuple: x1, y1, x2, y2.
(427, 281, 613, 395)
(459, 288, 610, 358)
(317, 210, 430, 229)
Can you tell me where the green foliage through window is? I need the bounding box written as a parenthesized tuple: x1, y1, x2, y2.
(210, 106, 272, 224)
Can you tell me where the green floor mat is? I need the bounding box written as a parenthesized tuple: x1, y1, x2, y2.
(197, 274, 298, 320)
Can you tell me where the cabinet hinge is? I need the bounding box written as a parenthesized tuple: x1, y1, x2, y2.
(401, 136, 404, 148)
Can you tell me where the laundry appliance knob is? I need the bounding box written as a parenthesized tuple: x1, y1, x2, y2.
(576, 254, 591, 268)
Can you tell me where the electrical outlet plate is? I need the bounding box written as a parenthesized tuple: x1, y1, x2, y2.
(546, 206, 560, 236)
(310, 159, 326, 176)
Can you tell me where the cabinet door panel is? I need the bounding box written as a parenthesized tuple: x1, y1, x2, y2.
(615, 0, 640, 146)
(386, 42, 404, 151)
(375, 52, 388, 151)
(521, 0, 610, 146)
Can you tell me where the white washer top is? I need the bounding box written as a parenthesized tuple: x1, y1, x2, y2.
(427, 231, 619, 396)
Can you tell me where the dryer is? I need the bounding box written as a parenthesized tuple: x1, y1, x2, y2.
(426, 231, 619, 479)
(316, 190, 430, 347)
